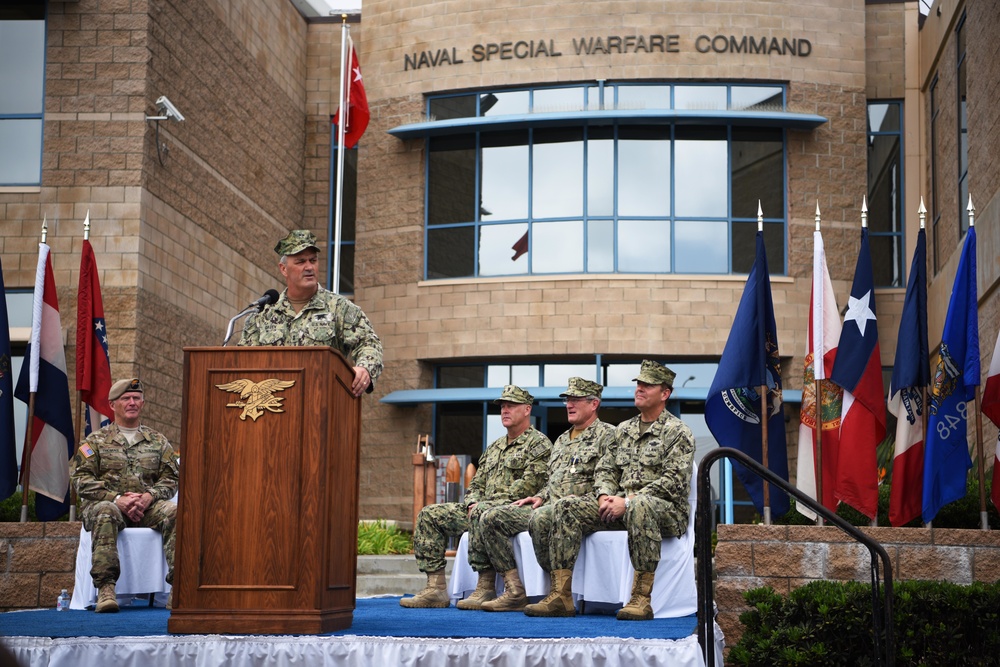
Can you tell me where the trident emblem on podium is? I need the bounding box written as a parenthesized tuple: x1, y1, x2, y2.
(216, 378, 295, 421)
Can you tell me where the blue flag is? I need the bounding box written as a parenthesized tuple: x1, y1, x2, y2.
(0, 256, 17, 501)
(706, 231, 789, 517)
(923, 227, 979, 522)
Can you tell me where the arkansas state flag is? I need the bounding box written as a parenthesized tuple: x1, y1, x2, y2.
(76, 236, 113, 435)
(0, 254, 17, 501)
(887, 228, 930, 526)
(796, 228, 844, 520)
(923, 227, 978, 523)
(13, 243, 76, 521)
(333, 45, 370, 149)
(830, 227, 886, 519)
(706, 230, 789, 517)
(982, 328, 1000, 511)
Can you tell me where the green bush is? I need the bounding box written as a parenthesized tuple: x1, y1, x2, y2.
(730, 579, 1000, 666)
(0, 491, 70, 522)
(357, 519, 412, 555)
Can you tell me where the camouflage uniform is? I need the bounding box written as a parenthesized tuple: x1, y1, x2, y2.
(237, 286, 383, 386)
(547, 407, 695, 572)
(72, 423, 180, 587)
(412, 426, 551, 574)
(480, 419, 616, 572)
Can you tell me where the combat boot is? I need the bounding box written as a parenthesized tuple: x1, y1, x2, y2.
(524, 569, 575, 617)
(481, 569, 527, 612)
(95, 583, 119, 613)
(399, 569, 450, 608)
(616, 570, 655, 620)
(456, 568, 497, 610)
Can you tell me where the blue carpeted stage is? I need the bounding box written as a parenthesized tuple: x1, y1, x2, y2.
(1, 597, 724, 666)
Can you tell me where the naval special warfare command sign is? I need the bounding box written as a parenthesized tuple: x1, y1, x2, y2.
(404, 32, 812, 70)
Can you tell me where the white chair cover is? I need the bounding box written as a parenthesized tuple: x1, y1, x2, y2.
(448, 462, 698, 618)
(69, 526, 171, 610)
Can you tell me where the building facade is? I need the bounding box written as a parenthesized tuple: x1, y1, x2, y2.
(1, 0, 997, 526)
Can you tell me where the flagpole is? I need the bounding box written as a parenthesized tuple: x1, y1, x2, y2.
(965, 197, 989, 531)
(332, 16, 350, 295)
(18, 220, 48, 522)
(813, 202, 824, 527)
(69, 216, 94, 523)
(756, 202, 771, 525)
(860, 197, 878, 528)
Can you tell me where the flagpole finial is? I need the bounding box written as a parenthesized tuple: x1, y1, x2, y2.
(757, 200, 763, 232)
(917, 197, 926, 230)
(83, 210, 91, 241)
(815, 200, 821, 231)
(342, 13, 348, 23)
(861, 195, 868, 229)
(41, 216, 48, 244)
(967, 194, 975, 227)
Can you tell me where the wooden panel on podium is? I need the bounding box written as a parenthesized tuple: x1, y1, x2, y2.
(168, 346, 361, 635)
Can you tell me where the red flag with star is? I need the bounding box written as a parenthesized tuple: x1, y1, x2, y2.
(334, 45, 370, 149)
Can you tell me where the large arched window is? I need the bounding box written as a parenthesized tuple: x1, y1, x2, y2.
(418, 83, 795, 279)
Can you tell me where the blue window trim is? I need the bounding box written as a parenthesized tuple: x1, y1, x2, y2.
(866, 99, 906, 288)
(327, 126, 358, 294)
(0, 6, 47, 187)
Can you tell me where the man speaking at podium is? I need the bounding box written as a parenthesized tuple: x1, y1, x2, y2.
(238, 230, 383, 397)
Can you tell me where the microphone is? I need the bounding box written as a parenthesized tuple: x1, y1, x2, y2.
(249, 289, 280, 311)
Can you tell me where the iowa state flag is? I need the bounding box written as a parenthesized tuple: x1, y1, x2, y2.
(830, 227, 885, 519)
(923, 227, 978, 523)
(982, 328, 1000, 511)
(76, 236, 113, 435)
(333, 44, 369, 149)
(706, 230, 789, 517)
(887, 228, 930, 526)
(13, 243, 76, 521)
(0, 255, 17, 501)
(796, 228, 843, 520)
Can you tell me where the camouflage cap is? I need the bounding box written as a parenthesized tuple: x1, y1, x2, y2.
(493, 385, 534, 405)
(559, 377, 604, 399)
(109, 378, 143, 401)
(632, 360, 676, 388)
(274, 230, 320, 257)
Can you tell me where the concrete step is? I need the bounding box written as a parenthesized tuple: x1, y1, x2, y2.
(356, 555, 454, 598)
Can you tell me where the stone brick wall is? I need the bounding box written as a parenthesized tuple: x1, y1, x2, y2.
(714, 524, 1000, 648)
(0, 522, 80, 612)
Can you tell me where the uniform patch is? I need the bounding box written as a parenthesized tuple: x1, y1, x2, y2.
(80, 443, 95, 458)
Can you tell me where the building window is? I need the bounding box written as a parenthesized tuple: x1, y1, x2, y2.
(866, 101, 904, 288)
(929, 76, 941, 274)
(424, 83, 787, 280)
(0, 3, 46, 186)
(328, 141, 357, 294)
(956, 12, 968, 234)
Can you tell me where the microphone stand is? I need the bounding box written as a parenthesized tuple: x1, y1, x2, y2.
(222, 305, 258, 346)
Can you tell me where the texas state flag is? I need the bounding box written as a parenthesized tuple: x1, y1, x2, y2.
(830, 227, 885, 519)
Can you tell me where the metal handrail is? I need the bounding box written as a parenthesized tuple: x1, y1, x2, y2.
(696, 447, 894, 667)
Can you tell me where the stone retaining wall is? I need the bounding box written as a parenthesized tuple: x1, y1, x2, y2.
(0, 522, 80, 611)
(715, 524, 1000, 648)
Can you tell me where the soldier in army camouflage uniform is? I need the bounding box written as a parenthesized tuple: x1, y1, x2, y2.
(478, 377, 615, 614)
(238, 230, 383, 397)
(72, 378, 180, 613)
(400, 385, 552, 609)
(542, 360, 695, 621)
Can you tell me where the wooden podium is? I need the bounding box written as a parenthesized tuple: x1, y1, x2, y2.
(167, 346, 361, 635)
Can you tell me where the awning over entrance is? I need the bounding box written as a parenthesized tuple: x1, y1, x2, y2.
(380, 386, 803, 406)
(387, 109, 828, 140)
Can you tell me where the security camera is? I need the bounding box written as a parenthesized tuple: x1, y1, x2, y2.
(155, 96, 185, 122)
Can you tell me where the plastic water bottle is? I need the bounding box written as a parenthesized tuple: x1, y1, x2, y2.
(56, 589, 69, 611)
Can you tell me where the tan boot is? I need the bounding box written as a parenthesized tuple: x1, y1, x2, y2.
(524, 569, 575, 617)
(95, 583, 119, 613)
(617, 570, 655, 620)
(481, 569, 528, 612)
(456, 568, 497, 610)
(166, 590, 173, 611)
(399, 569, 450, 608)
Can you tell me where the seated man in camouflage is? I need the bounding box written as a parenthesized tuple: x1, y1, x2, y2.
(478, 377, 615, 614)
(541, 360, 695, 621)
(400, 385, 551, 609)
(72, 378, 180, 613)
